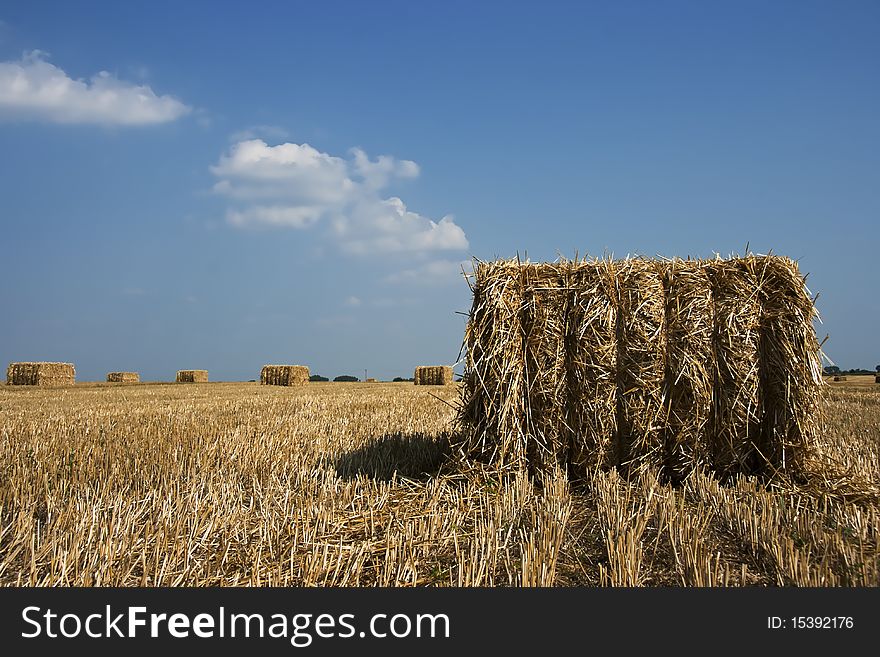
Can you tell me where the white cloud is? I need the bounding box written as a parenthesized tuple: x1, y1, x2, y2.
(211, 139, 351, 204)
(351, 147, 419, 190)
(343, 296, 362, 308)
(212, 139, 469, 255)
(0, 50, 190, 125)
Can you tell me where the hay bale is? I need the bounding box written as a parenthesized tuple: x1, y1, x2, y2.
(875, 375, 880, 384)
(107, 371, 139, 383)
(176, 370, 208, 383)
(414, 365, 454, 386)
(615, 258, 666, 473)
(457, 254, 823, 480)
(457, 260, 527, 470)
(833, 375, 846, 382)
(6, 362, 75, 386)
(520, 262, 571, 473)
(660, 259, 713, 480)
(705, 257, 763, 476)
(755, 256, 823, 475)
(260, 365, 309, 386)
(366, 377, 378, 383)
(567, 258, 618, 476)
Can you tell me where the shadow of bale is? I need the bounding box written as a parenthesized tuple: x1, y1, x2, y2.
(333, 432, 454, 481)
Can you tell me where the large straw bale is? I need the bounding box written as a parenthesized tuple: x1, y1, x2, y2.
(755, 255, 823, 476)
(457, 254, 823, 481)
(260, 365, 310, 386)
(660, 259, 713, 479)
(176, 370, 208, 383)
(6, 362, 75, 386)
(615, 258, 666, 473)
(107, 372, 139, 383)
(458, 260, 527, 470)
(520, 263, 571, 473)
(567, 259, 618, 475)
(705, 258, 763, 476)
(414, 366, 454, 386)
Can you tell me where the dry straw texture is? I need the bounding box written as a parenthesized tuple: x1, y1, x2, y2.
(414, 366, 454, 386)
(260, 365, 310, 387)
(176, 370, 209, 383)
(6, 362, 75, 386)
(458, 254, 824, 480)
(0, 381, 876, 587)
(107, 372, 139, 383)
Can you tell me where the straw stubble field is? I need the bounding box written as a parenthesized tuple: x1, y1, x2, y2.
(0, 380, 877, 586)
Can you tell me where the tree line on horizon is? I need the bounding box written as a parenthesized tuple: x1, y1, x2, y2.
(823, 365, 880, 375)
(305, 374, 416, 383)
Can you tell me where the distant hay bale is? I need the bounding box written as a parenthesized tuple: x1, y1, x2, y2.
(414, 366, 454, 386)
(366, 377, 378, 383)
(457, 254, 823, 481)
(833, 375, 846, 382)
(6, 362, 75, 386)
(875, 375, 880, 384)
(260, 365, 309, 386)
(176, 370, 208, 383)
(107, 371, 139, 383)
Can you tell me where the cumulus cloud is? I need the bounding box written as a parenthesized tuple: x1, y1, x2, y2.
(212, 139, 468, 255)
(0, 50, 190, 125)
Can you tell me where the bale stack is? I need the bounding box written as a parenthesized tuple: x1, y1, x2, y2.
(107, 372, 139, 383)
(176, 370, 208, 383)
(260, 365, 310, 386)
(875, 375, 880, 384)
(414, 366, 454, 386)
(6, 362, 76, 386)
(457, 254, 824, 480)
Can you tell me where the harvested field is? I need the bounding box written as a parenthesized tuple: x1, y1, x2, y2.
(0, 381, 876, 586)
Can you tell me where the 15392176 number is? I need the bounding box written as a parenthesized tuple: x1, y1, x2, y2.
(791, 617, 853, 629)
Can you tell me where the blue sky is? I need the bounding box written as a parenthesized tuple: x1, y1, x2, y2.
(1, 1, 877, 381)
